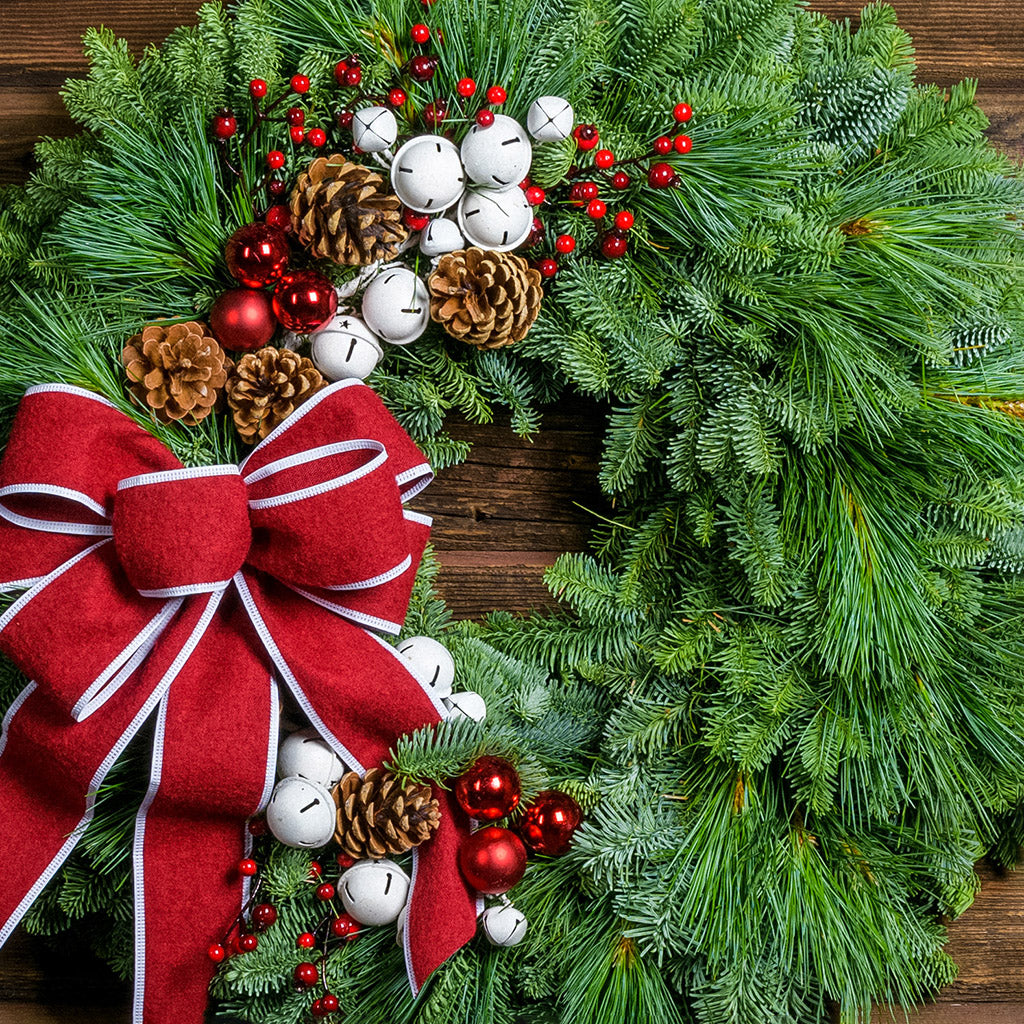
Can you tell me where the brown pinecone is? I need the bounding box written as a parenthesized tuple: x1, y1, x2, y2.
(290, 155, 408, 266)
(333, 768, 441, 860)
(225, 347, 325, 443)
(428, 247, 543, 349)
(122, 321, 231, 426)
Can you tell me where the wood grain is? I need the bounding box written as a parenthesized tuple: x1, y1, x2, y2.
(1, 2, 1024, 1022)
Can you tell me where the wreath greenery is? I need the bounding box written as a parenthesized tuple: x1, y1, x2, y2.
(3, 1, 1024, 1023)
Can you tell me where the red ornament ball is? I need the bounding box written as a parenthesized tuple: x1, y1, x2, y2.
(587, 199, 607, 219)
(455, 756, 522, 821)
(286, 106, 305, 126)
(411, 23, 431, 43)
(291, 74, 311, 94)
(331, 913, 361, 939)
(272, 270, 338, 333)
(211, 111, 237, 139)
(253, 903, 278, 929)
(267, 150, 285, 169)
(207, 943, 227, 963)
(424, 98, 448, 126)
(578, 181, 599, 202)
(555, 234, 576, 254)
(674, 134, 692, 154)
(457, 77, 476, 97)
(459, 826, 527, 894)
(526, 217, 545, 248)
(601, 231, 628, 259)
(647, 162, 677, 188)
(321, 994, 340, 1013)
(344, 66, 362, 87)
(307, 128, 327, 148)
(265, 205, 291, 230)
(308, 860, 322, 877)
(225, 222, 290, 288)
(573, 124, 599, 150)
(388, 87, 407, 107)
(594, 148, 615, 169)
(475, 109, 495, 128)
(653, 135, 673, 155)
(486, 85, 507, 105)
(525, 186, 545, 206)
(519, 790, 582, 855)
(336, 852, 356, 870)
(311, 1000, 325, 1019)
(403, 209, 431, 232)
(297, 932, 316, 949)
(315, 881, 336, 902)
(211, 288, 278, 352)
(673, 101, 693, 123)
(294, 961, 319, 987)
(408, 55, 438, 82)
(290, 126, 305, 144)
(250, 79, 268, 99)
(267, 178, 286, 197)
(238, 933, 259, 952)
(538, 258, 558, 279)
(611, 170, 631, 190)
(237, 858, 258, 877)
(334, 60, 349, 85)
(338, 110, 355, 129)
(614, 210, 634, 231)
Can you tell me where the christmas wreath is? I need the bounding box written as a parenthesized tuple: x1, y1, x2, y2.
(2, 2, 1024, 1023)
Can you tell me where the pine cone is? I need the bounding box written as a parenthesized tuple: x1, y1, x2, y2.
(225, 347, 325, 443)
(333, 768, 441, 860)
(428, 247, 543, 349)
(122, 321, 231, 426)
(290, 155, 408, 266)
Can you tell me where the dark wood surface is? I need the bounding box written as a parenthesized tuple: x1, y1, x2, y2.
(1, 1, 1023, 1021)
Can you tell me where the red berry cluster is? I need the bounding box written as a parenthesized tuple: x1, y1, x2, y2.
(205, 856, 281, 964)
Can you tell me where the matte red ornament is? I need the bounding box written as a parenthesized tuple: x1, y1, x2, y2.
(225, 222, 290, 288)
(249, 79, 268, 99)
(331, 913, 361, 938)
(212, 111, 237, 139)
(647, 162, 677, 188)
(291, 74, 311, 94)
(210, 288, 277, 352)
(238, 858, 258, 877)
(586, 199, 607, 219)
(457, 77, 476, 97)
(253, 903, 278, 929)
(538, 258, 557, 278)
(408, 55, 438, 81)
(411, 23, 431, 43)
(653, 135, 673, 155)
(207, 943, 226, 962)
(454, 756, 521, 821)
(297, 932, 316, 948)
(673, 101, 693, 122)
(388, 87, 408, 107)
(611, 171, 631, 190)
(486, 85, 507, 105)
(519, 790, 582, 855)
(459, 826, 527, 894)
(307, 128, 327, 148)
(294, 961, 319, 986)
(239, 933, 259, 952)
(555, 234, 576, 254)
(674, 134, 692, 154)
(475, 109, 495, 128)
(594, 148, 615, 169)
(272, 270, 338, 333)
(315, 882, 336, 901)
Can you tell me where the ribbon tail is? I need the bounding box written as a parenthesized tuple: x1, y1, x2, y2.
(132, 590, 276, 1024)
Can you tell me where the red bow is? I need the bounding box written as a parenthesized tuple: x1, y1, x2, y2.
(0, 381, 478, 1023)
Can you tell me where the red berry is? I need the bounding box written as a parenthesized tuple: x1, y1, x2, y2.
(647, 162, 677, 188)
(307, 128, 327, 147)
(587, 199, 606, 219)
(297, 932, 316, 948)
(573, 124, 599, 150)
(291, 74, 311, 94)
(408, 55, 438, 82)
(611, 171, 631, 190)
(403, 209, 431, 231)
(594, 149, 615, 169)
(424, 98, 448, 126)
(266, 151, 285, 169)
(653, 136, 673, 155)
(321, 994, 340, 1013)
(475, 109, 495, 128)
(265, 205, 291, 229)
(249, 79, 268, 99)
(212, 113, 237, 139)
(538, 258, 558, 278)
(333, 60, 349, 84)
(316, 882, 336, 901)
(525, 186, 545, 206)
(239, 933, 259, 952)
(208, 943, 227, 963)
(457, 77, 476, 97)
(614, 210, 634, 230)
(309, 860, 322, 877)
(286, 107, 305, 126)
(238, 858, 258, 877)
(411, 23, 431, 43)
(388, 87, 407, 107)
(253, 903, 277, 929)
(578, 181, 599, 202)
(601, 230, 628, 258)
(526, 217, 545, 247)
(338, 110, 354, 129)
(294, 962, 319, 987)
(336, 853, 356, 870)
(344, 66, 362, 87)
(290, 126, 305, 144)
(486, 85, 507, 105)
(673, 102, 693, 123)
(555, 234, 576, 254)
(674, 134, 692, 154)
(311, 1000, 325, 1019)
(247, 818, 267, 836)
(331, 913, 361, 938)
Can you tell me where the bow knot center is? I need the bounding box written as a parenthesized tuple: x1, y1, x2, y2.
(113, 466, 251, 597)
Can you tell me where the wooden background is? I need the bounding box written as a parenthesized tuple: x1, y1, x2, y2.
(1, 1, 1023, 1021)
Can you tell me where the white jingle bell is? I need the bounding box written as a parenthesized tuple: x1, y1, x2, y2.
(442, 690, 487, 722)
(390, 136, 466, 213)
(360, 267, 430, 345)
(310, 313, 384, 381)
(351, 106, 399, 153)
(266, 776, 336, 849)
(339, 858, 410, 926)
(527, 95, 574, 142)
(277, 726, 345, 788)
(460, 114, 532, 191)
(481, 902, 528, 946)
(458, 188, 533, 252)
(420, 217, 465, 258)
(396, 904, 408, 948)
(396, 635, 455, 700)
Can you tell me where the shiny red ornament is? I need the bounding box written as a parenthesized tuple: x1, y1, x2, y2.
(237, 858, 258, 877)
(673, 101, 693, 122)
(225, 222, 290, 288)
(211, 111, 237, 139)
(573, 124, 599, 150)
(576, 182, 597, 203)
(586, 199, 606, 219)
(253, 903, 278, 929)
(614, 210, 634, 231)
(294, 961, 319, 987)
(286, 106, 305, 126)
(538, 258, 557, 278)
(457, 77, 476, 97)
(315, 881, 336, 901)
(207, 943, 226, 963)
(519, 790, 582, 855)
(388, 87, 407, 107)
(486, 85, 507, 105)
(291, 74, 311, 94)
(403, 209, 431, 232)
(309, 860, 322, 877)
(411, 23, 431, 43)
(647, 162, 677, 188)
(336, 852, 356, 870)
(338, 110, 354, 129)
(594, 148, 615, 169)
(311, 1000, 325, 1019)
(297, 932, 316, 948)
(525, 186, 545, 206)
(459, 826, 527, 895)
(321, 994, 340, 1013)
(249, 79, 268, 99)
(674, 134, 692, 154)
(267, 179, 286, 197)
(265, 205, 291, 230)
(344, 66, 362, 87)
(307, 128, 327, 148)
(238, 933, 259, 952)
(290, 126, 306, 144)
(455, 756, 521, 821)
(331, 913, 361, 939)
(475, 109, 495, 128)
(601, 231, 628, 259)
(653, 135, 673, 155)
(555, 234, 576, 254)
(267, 150, 285, 169)
(272, 270, 338, 333)
(334, 60, 350, 85)
(424, 98, 448, 126)
(408, 55, 438, 82)
(210, 288, 278, 352)
(611, 170, 631, 190)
